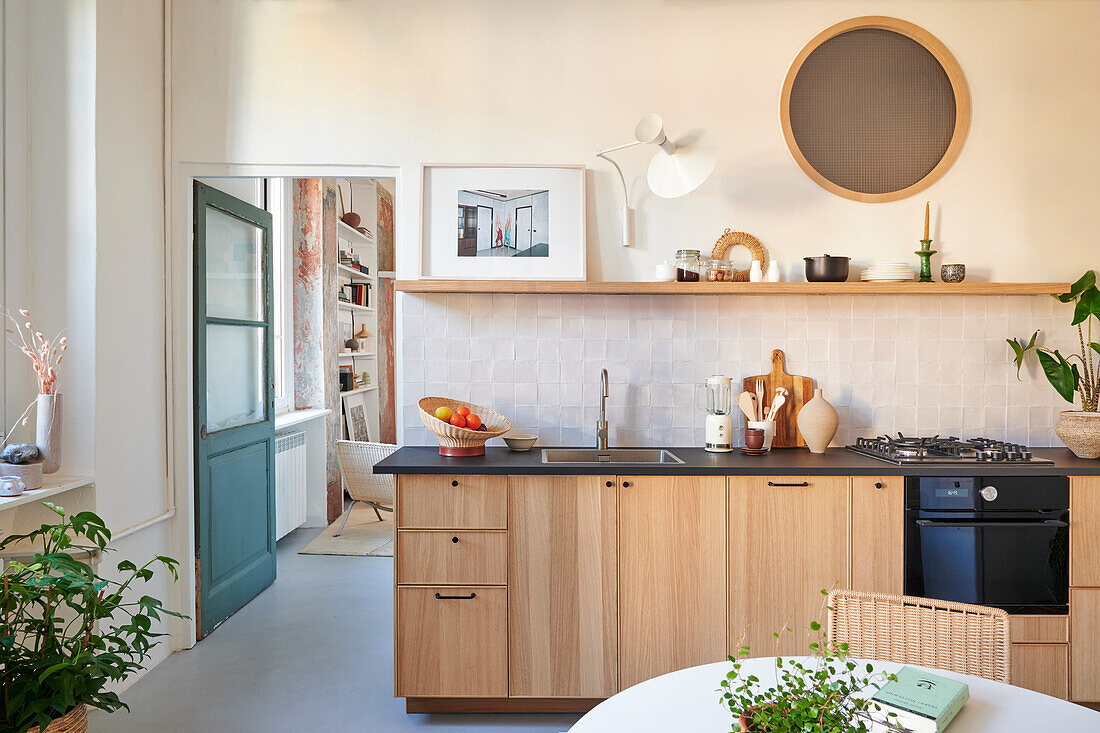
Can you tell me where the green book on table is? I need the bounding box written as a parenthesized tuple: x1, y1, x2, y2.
(870, 666, 970, 732)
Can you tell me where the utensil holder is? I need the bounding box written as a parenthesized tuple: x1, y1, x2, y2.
(747, 420, 776, 451)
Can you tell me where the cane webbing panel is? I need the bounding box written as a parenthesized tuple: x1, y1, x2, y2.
(788, 28, 957, 195)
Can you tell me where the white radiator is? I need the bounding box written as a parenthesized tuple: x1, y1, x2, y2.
(274, 431, 308, 540)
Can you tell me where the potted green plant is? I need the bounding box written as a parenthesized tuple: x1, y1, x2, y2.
(0, 503, 184, 733)
(1008, 270, 1100, 458)
(720, 592, 898, 732)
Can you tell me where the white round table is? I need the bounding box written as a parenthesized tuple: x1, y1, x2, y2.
(569, 659, 1100, 732)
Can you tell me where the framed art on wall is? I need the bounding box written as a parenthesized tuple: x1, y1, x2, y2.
(420, 164, 586, 280)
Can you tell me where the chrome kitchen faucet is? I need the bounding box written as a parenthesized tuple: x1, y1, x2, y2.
(596, 368, 609, 450)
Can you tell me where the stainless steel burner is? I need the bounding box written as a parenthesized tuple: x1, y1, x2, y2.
(846, 434, 1053, 465)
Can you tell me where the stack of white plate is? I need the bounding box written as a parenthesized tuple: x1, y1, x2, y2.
(861, 262, 915, 282)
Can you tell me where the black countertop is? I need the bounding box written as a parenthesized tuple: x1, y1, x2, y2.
(374, 446, 1100, 477)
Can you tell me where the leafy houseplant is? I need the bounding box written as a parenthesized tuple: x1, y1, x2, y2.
(0, 504, 184, 733)
(720, 591, 897, 732)
(1009, 270, 1100, 458)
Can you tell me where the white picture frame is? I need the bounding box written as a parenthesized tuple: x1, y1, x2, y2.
(420, 164, 586, 280)
(341, 391, 371, 442)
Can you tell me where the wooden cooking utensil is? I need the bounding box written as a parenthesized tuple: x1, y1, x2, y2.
(737, 392, 758, 422)
(743, 350, 814, 448)
(766, 389, 788, 422)
(755, 380, 765, 421)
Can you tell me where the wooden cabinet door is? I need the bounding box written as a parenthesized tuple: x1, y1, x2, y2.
(729, 476, 850, 657)
(1070, 477, 1100, 586)
(1071, 588, 1100, 701)
(397, 475, 507, 529)
(508, 475, 618, 697)
(1012, 644, 1069, 699)
(850, 476, 904, 595)
(618, 475, 727, 689)
(396, 586, 507, 697)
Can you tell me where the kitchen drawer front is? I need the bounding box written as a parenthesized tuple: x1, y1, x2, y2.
(756, 475, 845, 490)
(397, 475, 507, 529)
(1011, 615, 1069, 643)
(397, 530, 507, 585)
(396, 586, 507, 697)
(1012, 643, 1068, 699)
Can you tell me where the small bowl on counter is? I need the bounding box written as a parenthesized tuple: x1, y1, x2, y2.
(804, 254, 850, 282)
(503, 434, 538, 451)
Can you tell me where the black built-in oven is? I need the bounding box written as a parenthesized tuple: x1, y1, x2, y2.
(904, 476, 1068, 614)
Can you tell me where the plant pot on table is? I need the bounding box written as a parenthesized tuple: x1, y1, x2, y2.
(1056, 411, 1100, 459)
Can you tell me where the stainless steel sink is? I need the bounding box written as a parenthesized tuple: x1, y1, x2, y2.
(541, 448, 684, 465)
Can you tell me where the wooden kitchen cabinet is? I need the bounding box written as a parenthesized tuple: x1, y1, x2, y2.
(618, 475, 727, 689)
(396, 530, 507, 585)
(1071, 588, 1100, 701)
(508, 475, 618, 698)
(396, 586, 508, 697)
(1012, 643, 1069, 699)
(729, 476, 850, 657)
(397, 474, 507, 529)
(1070, 477, 1100, 586)
(849, 476, 904, 595)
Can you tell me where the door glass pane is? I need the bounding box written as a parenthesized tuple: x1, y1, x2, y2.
(206, 324, 265, 432)
(206, 206, 263, 321)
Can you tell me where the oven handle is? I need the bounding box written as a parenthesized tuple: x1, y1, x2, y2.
(915, 519, 1068, 528)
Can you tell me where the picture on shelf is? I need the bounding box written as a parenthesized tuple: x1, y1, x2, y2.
(457, 189, 549, 258)
(342, 389, 371, 442)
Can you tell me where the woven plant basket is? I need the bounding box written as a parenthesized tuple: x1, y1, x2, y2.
(418, 397, 511, 457)
(28, 705, 88, 733)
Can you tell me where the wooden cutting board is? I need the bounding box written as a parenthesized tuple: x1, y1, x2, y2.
(742, 349, 815, 448)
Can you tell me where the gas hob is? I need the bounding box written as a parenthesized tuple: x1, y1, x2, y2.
(846, 435, 1054, 465)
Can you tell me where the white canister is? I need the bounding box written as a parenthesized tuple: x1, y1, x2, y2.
(766, 261, 781, 282)
(0, 476, 26, 497)
(655, 261, 677, 282)
(749, 260, 764, 283)
(747, 420, 776, 450)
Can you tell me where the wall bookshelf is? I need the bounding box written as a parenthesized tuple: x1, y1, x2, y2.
(336, 209, 380, 442)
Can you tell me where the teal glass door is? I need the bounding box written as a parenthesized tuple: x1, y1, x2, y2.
(193, 181, 276, 638)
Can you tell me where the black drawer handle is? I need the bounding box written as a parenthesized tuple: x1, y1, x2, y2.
(768, 481, 809, 487)
(451, 536, 459, 543)
(435, 592, 476, 600)
(874, 482, 884, 489)
(622, 481, 631, 488)
(606, 481, 613, 487)
(916, 519, 1068, 528)
(451, 480, 459, 487)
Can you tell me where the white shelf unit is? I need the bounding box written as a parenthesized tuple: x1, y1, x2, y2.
(336, 198, 380, 442)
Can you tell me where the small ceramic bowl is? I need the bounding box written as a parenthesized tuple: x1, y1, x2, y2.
(744, 428, 766, 451)
(503, 434, 538, 451)
(941, 263, 966, 283)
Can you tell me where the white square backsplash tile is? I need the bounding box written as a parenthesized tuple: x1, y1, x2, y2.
(400, 293, 1068, 447)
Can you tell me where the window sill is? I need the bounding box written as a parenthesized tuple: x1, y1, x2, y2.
(275, 408, 332, 431)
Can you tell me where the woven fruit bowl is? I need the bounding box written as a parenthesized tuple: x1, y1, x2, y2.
(418, 397, 512, 457)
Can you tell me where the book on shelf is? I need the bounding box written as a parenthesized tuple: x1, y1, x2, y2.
(870, 666, 969, 732)
(345, 282, 372, 307)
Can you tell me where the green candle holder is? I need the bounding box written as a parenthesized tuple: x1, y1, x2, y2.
(915, 239, 937, 283)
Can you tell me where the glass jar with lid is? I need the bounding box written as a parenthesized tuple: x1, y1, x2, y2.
(674, 249, 702, 282)
(705, 259, 733, 282)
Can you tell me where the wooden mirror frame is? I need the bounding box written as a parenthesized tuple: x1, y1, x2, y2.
(780, 16, 971, 203)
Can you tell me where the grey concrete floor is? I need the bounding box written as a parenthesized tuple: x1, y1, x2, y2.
(90, 528, 580, 733)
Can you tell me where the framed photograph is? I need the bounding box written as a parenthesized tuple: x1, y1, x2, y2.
(420, 164, 586, 280)
(341, 390, 371, 441)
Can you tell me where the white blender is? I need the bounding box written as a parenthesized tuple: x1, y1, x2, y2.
(703, 375, 733, 453)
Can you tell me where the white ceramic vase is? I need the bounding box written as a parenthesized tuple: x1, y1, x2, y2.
(36, 392, 62, 474)
(797, 388, 838, 454)
(1055, 411, 1100, 459)
(749, 261, 764, 283)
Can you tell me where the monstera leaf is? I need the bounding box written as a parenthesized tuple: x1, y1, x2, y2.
(1037, 349, 1079, 403)
(1007, 330, 1039, 379)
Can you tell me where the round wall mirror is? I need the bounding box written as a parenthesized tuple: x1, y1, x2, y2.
(780, 16, 970, 203)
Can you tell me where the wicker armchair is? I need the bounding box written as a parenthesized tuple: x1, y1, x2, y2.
(826, 589, 1011, 683)
(333, 441, 398, 537)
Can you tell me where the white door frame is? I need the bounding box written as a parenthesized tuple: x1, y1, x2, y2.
(167, 163, 401, 647)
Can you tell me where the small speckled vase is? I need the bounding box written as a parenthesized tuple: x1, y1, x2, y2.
(797, 388, 839, 454)
(1055, 411, 1100, 459)
(941, 263, 966, 283)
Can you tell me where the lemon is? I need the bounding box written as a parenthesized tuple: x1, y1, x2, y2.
(434, 406, 453, 422)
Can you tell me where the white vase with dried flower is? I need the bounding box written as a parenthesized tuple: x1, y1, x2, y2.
(4, 308, 68, 474)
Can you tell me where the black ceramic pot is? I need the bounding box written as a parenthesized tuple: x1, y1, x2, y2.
(804, 255, 850, 282)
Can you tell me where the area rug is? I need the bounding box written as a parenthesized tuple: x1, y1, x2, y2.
(299, 504, 394, 557)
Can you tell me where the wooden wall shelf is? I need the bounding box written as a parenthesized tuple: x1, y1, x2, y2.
(395, 280, 1069, 296)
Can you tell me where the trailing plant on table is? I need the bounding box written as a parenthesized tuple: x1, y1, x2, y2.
(0, 503, 185, 733)
(720, 590, 898, 732)
(1008, 270, 1100, 412)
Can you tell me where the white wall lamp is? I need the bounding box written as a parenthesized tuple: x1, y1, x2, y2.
(595, 113, 717, 247)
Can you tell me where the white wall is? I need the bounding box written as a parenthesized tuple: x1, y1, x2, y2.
(169, 0, 1100, 282)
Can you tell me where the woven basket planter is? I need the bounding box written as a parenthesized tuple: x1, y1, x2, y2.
(418, 397, 511, 457)
(28, 705, 87, 733)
